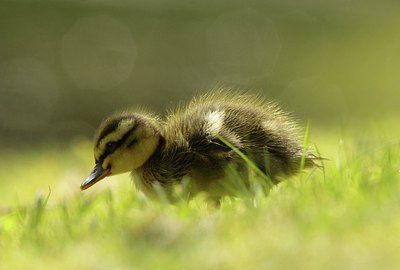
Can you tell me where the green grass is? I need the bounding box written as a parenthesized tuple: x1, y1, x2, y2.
(1, 124, 400, 270)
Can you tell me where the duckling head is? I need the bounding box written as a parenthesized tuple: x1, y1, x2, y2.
(81, 112, 161, 190)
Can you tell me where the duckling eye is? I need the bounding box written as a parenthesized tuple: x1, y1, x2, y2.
(106, 141, 118, 153)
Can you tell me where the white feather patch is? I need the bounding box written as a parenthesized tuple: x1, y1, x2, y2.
(206, 110, 224, 136)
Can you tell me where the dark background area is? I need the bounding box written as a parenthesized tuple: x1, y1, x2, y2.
(1, 0, 399, 145)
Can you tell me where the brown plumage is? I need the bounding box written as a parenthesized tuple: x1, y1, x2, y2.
(81, 90, 319, 200)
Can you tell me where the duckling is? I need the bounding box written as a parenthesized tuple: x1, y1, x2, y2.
(81, 90, 318, 199)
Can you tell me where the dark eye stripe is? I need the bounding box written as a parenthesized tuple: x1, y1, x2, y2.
(127, 138, 138, 148)
(106, 142, 118, 153)
(96, 116, 136, 147)
(96, 123, 138, 164)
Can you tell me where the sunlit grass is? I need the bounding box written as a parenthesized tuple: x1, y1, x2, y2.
(1, 124, 400, 269)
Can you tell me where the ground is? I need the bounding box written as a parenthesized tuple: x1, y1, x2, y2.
(1, 121, 400, 270)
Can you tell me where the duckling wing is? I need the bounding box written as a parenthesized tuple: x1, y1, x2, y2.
(166, 104, 258, 163)
(163, 95, 317, 181)
(184, 103, 305, 176)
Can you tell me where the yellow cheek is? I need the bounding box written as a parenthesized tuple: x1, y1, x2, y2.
(94, 148, 103, 160)
(102, 156, 112, 170)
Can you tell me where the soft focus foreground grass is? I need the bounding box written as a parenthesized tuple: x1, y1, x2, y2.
(1, 124, 400, 270)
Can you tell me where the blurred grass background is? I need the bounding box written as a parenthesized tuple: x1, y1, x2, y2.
(1, 1, 400, 269)
(1, 0, 400, 145)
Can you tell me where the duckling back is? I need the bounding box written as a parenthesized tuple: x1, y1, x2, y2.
(138, 91, 317, 197)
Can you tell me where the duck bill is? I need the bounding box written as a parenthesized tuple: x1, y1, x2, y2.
(80, 163, 111, 190)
